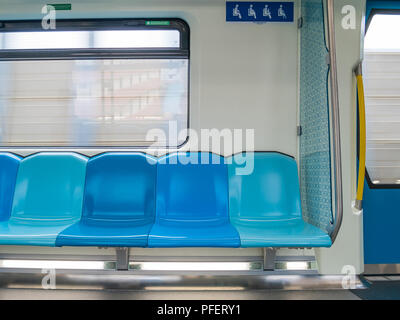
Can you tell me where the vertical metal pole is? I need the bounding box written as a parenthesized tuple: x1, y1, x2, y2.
(326, 0, 343, 243)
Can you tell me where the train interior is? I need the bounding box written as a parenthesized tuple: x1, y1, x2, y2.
(0, 0, 399, 300)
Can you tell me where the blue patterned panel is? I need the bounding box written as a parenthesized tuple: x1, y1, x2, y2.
(300, 0, 333, 233)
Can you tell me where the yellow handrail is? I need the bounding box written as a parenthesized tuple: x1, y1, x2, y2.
(355, 67, 366, 210)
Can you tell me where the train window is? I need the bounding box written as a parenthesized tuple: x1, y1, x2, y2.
(363, 13, 400, 185)
(0, 19, 189, 147)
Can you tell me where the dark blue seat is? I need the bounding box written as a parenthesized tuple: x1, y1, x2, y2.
(0, 153, 21, 222)
(228, 152, 332, 248)
(148, 152, 240, 247)
(56, 153, 157, 247)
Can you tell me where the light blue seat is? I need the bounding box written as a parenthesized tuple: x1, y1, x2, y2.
(148, 152, 240, 247)
(56, 153, 157, 247)
(228, 152, 331, 247)
(0, 153, 21, 222)
(0, 153, 87, 246)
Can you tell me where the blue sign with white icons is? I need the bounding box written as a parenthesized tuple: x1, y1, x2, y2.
(226, 2, 294, 23)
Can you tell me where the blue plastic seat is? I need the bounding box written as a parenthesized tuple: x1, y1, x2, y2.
(228, 152, 331, 247)
(0, 153, 21, 222)
(148, 152, 240, 247)
(56, 153, 157, 247)
(0, 153, 87, 246)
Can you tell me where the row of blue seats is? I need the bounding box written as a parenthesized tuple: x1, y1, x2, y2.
(0, 152, 331, 248)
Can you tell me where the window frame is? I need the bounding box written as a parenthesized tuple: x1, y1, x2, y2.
(0, 18, 190, 60)
(0, 18, 190, 149)
(363, 9, 400, 189)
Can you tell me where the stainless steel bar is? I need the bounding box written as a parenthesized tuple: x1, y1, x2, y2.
(0, 271, 367, 291)
(326, 0, 343, 244)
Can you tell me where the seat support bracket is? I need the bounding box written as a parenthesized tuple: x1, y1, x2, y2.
(115, 248, 129, 270)
(263, 248, 277, 271)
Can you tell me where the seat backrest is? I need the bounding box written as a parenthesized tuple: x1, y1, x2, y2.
(0, 153, 21, 221)
(82, 153, 156, 224)
(156, 152, 229, 225)
(228, 152, 301, 222)
(11, 153, 87, 224)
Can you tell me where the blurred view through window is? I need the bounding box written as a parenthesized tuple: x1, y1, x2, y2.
(0, 26, 189, 147)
